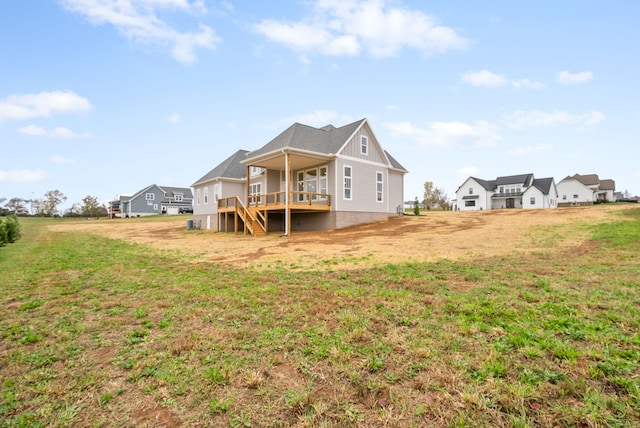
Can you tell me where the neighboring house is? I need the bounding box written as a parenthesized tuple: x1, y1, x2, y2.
(556, 173, 616, 206)
(109, 184, 193, 218)
(453, 173, 558, 211)
(192, 118, 408, 235)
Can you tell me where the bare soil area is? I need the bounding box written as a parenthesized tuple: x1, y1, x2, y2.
(51, 204, 636, 269)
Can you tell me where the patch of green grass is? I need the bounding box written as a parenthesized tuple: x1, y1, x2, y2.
(0, 211, 639, 426)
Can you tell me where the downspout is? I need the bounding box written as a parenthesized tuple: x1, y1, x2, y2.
(283, 150, 289, 236)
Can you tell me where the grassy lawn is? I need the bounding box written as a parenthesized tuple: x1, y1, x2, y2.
(1, 208, 639, 427)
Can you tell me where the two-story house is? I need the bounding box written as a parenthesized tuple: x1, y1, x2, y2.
(109, 184, 193, 218)
(192, 118, 408, 235)
(556, 173, 616, 206)
(452, 173, 558, 211)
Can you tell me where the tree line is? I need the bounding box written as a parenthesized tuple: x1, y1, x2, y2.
(0, 190, 108, 218)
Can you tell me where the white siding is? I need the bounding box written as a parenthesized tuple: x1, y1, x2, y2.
(557, 179, 595, 205)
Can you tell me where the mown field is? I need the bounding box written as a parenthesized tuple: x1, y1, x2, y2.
(1, 207, 639, 427)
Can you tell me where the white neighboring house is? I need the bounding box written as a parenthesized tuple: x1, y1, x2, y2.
(556, 173, 616, 206)
(452, 173, 558, 211)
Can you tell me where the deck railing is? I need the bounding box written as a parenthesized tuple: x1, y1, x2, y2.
(244, 191, 331, 209)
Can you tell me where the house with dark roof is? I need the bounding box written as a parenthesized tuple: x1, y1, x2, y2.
(108, 184, 193, 218)
(191, 118, 408, 235)
(556, 173, 616, 206)
(452, 173, 558, 211)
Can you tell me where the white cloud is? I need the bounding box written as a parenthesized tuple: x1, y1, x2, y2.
(167, 113, 181, 124)
(461, 70, 544, 89)
(505, 110, 605, 130)
(384, 119, 500, 149)
(461, 70, 508, 88)
(60, 0, 221, 64)
(457, 166, 478, 176)
(557, 70, 593, 85)
(51, 155, 75, 164)
(507, 143, 553, 157)
(255, 0, 470, 59)
(0, 91, 92, 123)
(511, 78, 545, 90)
(18, 124, 90, 138)
(0, 169, 48, 183)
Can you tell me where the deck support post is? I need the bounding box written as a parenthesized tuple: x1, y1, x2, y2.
(284, 151, 290, 236)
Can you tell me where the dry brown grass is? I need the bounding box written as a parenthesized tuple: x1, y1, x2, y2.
(51, 204, 629, 269)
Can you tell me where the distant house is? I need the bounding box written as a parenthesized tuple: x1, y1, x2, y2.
(556, 173, 616, 206)
(109, 184, 193, 218)
(192, 118, 408, 235)
(452, 173, 558, 211)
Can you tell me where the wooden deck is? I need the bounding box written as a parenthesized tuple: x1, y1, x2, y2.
(217, 191, 330, 236)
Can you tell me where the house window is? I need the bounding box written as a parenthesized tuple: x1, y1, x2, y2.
(344, 165, 352, 200)
(146, 193, 155, 201)
(499, 186, 504, 194)
(196, 189, 200, 205)
(153, 204, 158, 211)
(469, 187, 473, 195)
(573, 194, 578, 199)
(361, 136, 368, 155)
(376, 171, 383, 202)
(203, 188, 208, 204)
(465, 200, 476, 207)
(249, 183, 262, 205)
(319, 167, 328, 200)
(562, 195, 567, 200)
(213, 183, 221, 202)
(530, 197, 536, 205)
(175, 194, 183, 202)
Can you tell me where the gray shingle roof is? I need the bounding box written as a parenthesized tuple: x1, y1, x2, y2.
(160, 186, 193, 199)
(384, 150, 408, 172)
(495, 173, 534, 186)
(246, 119, 366, 159)
(192, 149, 249, 186)
(531, 177, 554, 194)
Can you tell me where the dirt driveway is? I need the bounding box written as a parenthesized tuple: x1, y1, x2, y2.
(51, 205, 635, 269)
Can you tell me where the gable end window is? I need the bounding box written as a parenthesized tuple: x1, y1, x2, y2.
(343, 165, 352, 200)
(376, 171, 383, 202)
(530, 197, 535, 204)
(468, 187, 473, 195)
(146, 193, 155, 201)
(203, 188, 208, 204)
(361, 136, 368, 155)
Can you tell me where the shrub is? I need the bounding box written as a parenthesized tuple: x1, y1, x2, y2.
(0, 215, 21, 247)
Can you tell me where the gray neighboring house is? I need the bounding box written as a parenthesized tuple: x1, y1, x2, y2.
(192, 118, 408, 235)
(452, 173, 558, 211)
(109, 184, 193, 218)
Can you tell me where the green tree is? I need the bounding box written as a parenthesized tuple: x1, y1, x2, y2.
(80, 195, 105, 217)
(423, 181, 450, 210)
(413, 197, 420, 216)
(41, 190, 67, 217)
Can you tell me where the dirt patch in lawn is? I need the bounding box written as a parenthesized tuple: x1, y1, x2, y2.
(50, 205, 636, 270)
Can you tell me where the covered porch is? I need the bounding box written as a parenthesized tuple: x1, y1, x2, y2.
(228, 148, 334, 236)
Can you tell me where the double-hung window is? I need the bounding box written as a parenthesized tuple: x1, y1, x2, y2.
(361, 136, 368, 155)
(343, 166, 352, 200)
(376, 172, 383, 202)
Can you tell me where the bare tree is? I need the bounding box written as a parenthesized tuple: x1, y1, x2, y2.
(423, 181, 450, 210)
(41, 190, 67, 217)
(5, 198, 30, 216)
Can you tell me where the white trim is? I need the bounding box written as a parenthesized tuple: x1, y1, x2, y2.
(335, 153, 391, 168)
(375, 170, 384, 203)
(343, 164, 352, 200)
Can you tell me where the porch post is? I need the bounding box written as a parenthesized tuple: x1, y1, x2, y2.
(284, 152, 290, 236)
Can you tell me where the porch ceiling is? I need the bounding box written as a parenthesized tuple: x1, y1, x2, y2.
(244, 150, 333, 171)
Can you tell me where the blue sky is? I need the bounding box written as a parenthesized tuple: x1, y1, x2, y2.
(1, 0, 639, 212)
